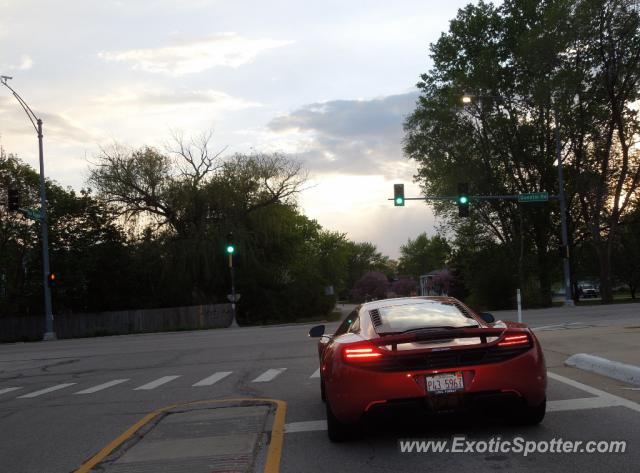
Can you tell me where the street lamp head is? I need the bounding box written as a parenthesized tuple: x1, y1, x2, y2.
(0, 75, 13, 85)
(461, 94, 473, 104)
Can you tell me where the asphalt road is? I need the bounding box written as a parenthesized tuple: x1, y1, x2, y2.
(1, 303, 639, 473)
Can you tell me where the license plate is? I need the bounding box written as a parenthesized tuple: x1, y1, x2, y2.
(425, 372, 464, 394)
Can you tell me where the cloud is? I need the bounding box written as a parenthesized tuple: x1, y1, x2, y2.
(267, 92, 419, 177)
(3, 54, 33, 71)
(95, 87, 260, 110)
(0, 98, 97, 144)
(99, 33, 293, 75)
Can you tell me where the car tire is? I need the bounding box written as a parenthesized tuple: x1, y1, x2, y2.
(326, 401, 356, 442)
(514, 398, 546, 425)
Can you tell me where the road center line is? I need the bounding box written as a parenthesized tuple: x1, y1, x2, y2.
(18, 383, 76, 399)
(253, 368, 287, 383)
(75, 379, 129, 394)
(310, 368, 320, 378)
(192, 371, 232, 387)
(134, 375, 181, 390)
(0, 387, 21, 396)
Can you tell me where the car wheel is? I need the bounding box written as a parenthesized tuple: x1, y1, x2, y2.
(514, 398, 546, 425)
(326, 401, 357, 442)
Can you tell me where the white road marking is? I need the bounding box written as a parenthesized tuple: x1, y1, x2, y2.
(310, 369, 320, 378)
(134, 375, 181, 390)
(547, 396, 623, 412)
(252, 368, 287, 383)
(192, 371, 232, 387)
(285, 420, 327, 433)
(18, 383, 76, 399)
(0, 387, 21, 396)
(547, 371, 640, 413)
(74, 379, 129, 394)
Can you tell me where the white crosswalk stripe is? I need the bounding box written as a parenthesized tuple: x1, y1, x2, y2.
(252, 368, 287, 383)
(310, 369, 320, 378)
(74, 379, 129, 395)
(18, 383, 76, 399)
(0, 387, 22, 396)
(192, 371, 232, 387)
(134, 375, 181, 390)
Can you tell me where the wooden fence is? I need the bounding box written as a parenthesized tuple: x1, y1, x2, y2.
(0, 304, 233, 342)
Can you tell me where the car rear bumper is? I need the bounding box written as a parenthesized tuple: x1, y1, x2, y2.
(326, 347, 546, 423)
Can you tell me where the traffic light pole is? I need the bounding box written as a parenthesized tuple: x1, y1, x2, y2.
(555, 106, 574, 307)
(228, 253, 238, 327)
(1, 76, 56, 340)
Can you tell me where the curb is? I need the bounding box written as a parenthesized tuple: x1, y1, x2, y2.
(565, 353, 640, 386)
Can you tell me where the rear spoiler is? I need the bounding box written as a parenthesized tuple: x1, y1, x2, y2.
(371, 327, 508, 348)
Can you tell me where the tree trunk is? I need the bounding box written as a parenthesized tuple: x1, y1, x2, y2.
(536, 252, 552, 307)
(597, 242, 614, 304)
(629, 283, 636, 300)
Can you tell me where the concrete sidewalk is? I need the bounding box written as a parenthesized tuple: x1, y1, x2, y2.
(536, 324, 640, 404)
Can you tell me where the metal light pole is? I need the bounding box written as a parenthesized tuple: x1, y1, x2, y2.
(1, 75, 57, 339)
(554, 104, 575, 307)
(228, 251, 238, 327)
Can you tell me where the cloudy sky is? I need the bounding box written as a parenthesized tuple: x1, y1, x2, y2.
(0, 0, 479, 258)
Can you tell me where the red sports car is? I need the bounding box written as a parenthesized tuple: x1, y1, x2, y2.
(309, 296, 547, 441)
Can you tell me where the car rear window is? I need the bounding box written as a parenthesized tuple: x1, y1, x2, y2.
(373, 301, 479, 334)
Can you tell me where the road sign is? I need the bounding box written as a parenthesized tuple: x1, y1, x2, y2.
(227, 293, 241, 302)
(24, 209, 42, 221)
(518, 192, 549, 202)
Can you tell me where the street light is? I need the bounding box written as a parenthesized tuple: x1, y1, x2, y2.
(461, 91, 574, 307)
(1, 76, 57, 340)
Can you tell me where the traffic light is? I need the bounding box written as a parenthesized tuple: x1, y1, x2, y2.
(394, 184, 405, 207)
(457, 182, 470, 217)
(226, 232, 235, 255)
(47, 272, 57, 287)
(7, 188, 19, 212)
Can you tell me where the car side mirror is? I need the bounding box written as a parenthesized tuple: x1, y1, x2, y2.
(479, 312, 495, 324)
(308, 324, 326, 338)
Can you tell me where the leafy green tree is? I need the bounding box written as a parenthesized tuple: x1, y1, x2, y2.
(0, 150, 132, 316)
(397, 233, 451, 279)
(404, 0, 640, 305)
(341, 241, 394, 298)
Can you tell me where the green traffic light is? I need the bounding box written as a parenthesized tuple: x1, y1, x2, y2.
(458, 196, 469, 204)
(226, 245, 235, 254)
(395, 197, 404, 205)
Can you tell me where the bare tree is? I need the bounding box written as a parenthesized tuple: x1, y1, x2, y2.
(88, 133, 307, 236)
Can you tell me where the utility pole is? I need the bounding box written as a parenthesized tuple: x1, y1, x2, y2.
(1, 76, 56, 339)
(554, 105, 574, 307)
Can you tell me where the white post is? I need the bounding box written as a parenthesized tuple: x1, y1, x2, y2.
(517, 288, 522, 323)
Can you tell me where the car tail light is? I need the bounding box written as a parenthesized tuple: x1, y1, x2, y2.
(343, 345, 384, 362)
(497, 333, 531, 347)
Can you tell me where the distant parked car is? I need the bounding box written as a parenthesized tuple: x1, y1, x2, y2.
(580, 284, 600, 298)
